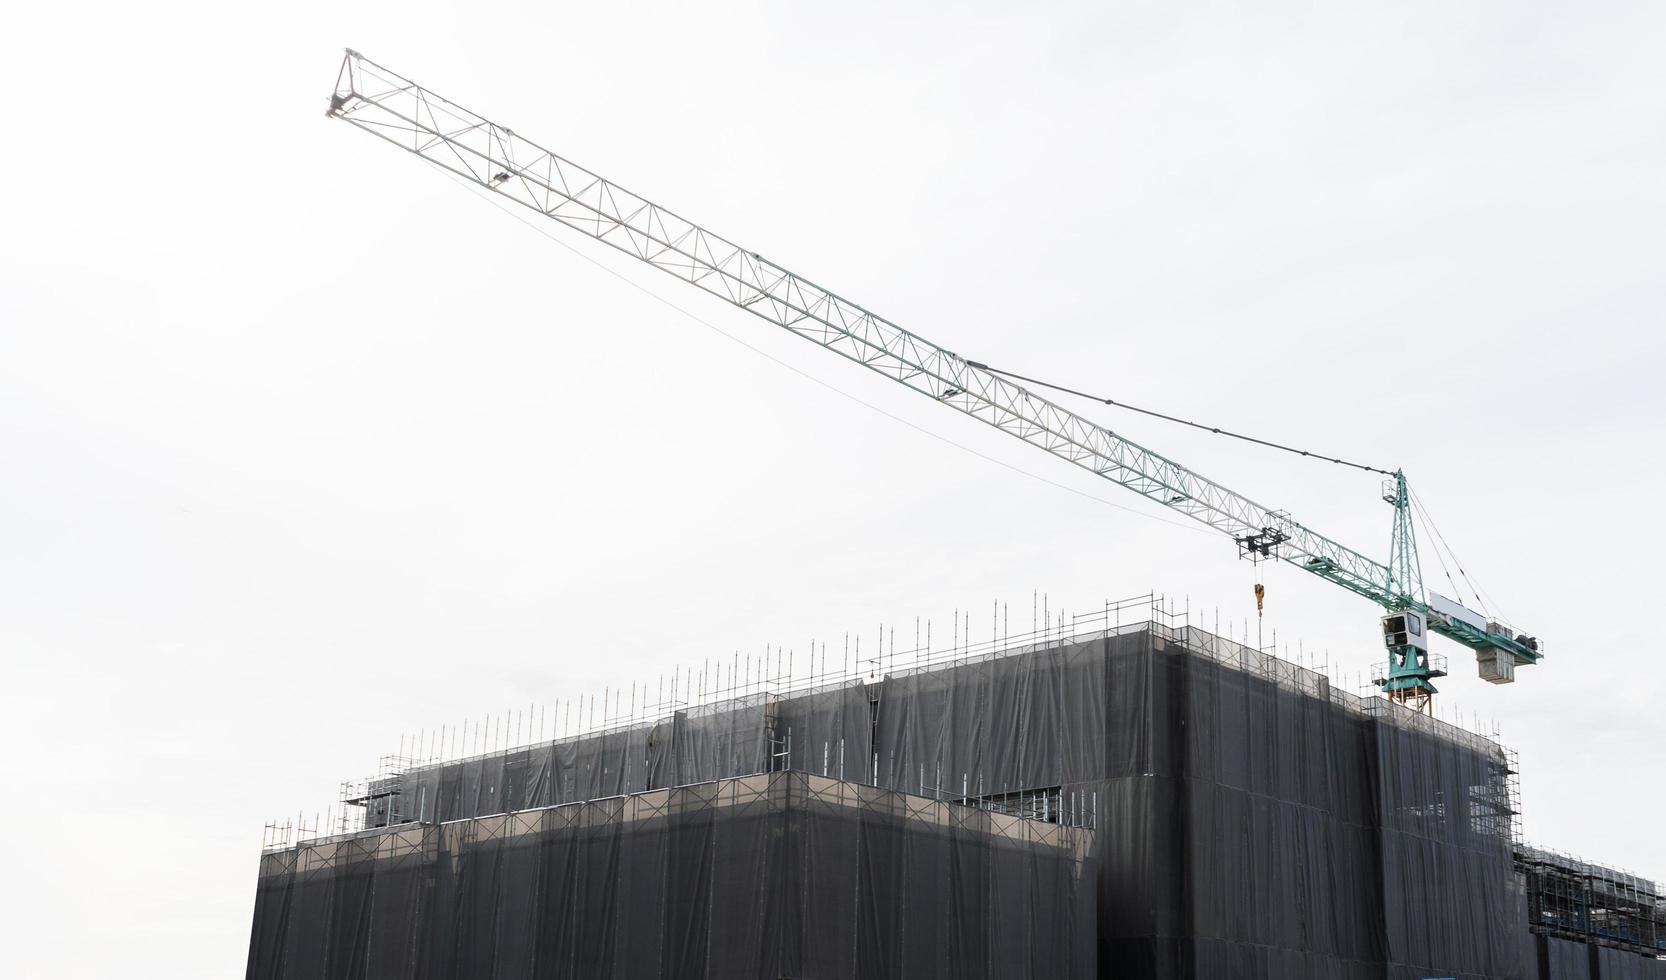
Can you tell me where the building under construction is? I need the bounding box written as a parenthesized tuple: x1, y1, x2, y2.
(244, 597, 1665, 979)
(250, 53, 1666, 978)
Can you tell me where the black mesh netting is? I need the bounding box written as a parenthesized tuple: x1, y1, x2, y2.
(247, 626, 1666, 979)
(246, 771, 1096, 979)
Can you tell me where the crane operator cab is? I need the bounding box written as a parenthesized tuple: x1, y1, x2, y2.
(1382, 609, 1429, 654)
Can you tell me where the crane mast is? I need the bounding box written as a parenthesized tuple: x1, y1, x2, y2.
(326, 50, 1542, 712)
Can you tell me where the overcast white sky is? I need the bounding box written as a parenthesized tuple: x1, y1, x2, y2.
(3, 2, 1664, 976)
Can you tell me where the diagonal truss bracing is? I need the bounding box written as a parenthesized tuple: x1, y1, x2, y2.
(327, 50, 1404, 610)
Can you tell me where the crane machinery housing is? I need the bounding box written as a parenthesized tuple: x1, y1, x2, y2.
(325, 49, 1542, 714)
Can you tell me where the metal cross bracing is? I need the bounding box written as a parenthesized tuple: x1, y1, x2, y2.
(326, 50, 1541, 710)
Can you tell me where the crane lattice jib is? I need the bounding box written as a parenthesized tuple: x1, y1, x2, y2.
(327, 51, 1486, 632)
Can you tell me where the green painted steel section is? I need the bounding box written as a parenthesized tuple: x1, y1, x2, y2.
(1385, 472, 1438, 695)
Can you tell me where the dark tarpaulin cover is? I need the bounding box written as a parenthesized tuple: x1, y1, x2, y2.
(1589, 945, 1666, 980)
(255, 625, 1550, 979)
(246, 771, 1095, 980)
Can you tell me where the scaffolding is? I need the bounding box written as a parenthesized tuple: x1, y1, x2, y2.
(249, 771, 1097, 980)
(263, 591, 1519, 847)
(269, 592, 1190, 849)
(1518, 844, 1666, 956)
(256, 591, 1541, 979)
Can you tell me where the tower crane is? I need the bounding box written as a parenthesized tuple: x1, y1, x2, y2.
(325, 50, 1542, 714)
